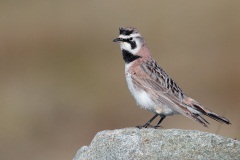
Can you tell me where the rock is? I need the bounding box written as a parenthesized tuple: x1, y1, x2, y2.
(73, 128, 240, 160)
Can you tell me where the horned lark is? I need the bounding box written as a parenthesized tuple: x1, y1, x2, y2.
(113, 27, 230, 128)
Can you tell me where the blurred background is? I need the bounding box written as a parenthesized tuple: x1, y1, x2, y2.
(0, 0, 239, 159)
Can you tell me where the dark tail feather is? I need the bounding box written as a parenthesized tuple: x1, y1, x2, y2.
(195, 114, 210, 125)
(193, 115, 209, 127)
(207, 112, 231, 125)
(190, 102, 231, 125)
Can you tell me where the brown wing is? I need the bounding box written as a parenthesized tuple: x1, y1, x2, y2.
(135, 59, 186, 104)
(131, 60, 209, 127)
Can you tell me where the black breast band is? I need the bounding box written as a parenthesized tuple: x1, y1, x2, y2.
(121, 49, 141, 63)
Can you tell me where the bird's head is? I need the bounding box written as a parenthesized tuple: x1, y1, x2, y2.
(113, 27, 144, 55)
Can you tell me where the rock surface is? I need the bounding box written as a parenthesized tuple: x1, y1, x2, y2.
(73, 128, 240, 160)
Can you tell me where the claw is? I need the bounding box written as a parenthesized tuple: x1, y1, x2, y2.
(136, 125, 143, 129)
(153, 125, 163, 129)
(136, 123, 150, 129)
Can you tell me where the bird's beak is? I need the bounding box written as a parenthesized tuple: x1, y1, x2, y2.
(113, 37, 122, 42)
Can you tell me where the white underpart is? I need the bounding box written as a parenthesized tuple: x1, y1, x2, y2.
(125, 62, 132, 72)
(125, 63, 177, 115)
(125, 63, 157, 113)
(126, 72, 155, 111)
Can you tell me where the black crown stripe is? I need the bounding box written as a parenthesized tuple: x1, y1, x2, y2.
(119, 28, 134, 36)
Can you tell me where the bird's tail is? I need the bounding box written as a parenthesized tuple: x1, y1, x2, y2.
(184, 97, 231, 126)
(205, 111, 231, 124)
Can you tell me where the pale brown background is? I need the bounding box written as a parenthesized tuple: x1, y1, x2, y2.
(0, 1, 239, 160)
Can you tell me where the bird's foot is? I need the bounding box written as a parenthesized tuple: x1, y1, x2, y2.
(136, 124, 162, 129)
(136, 123, 150, 129)
(144, 125, 163, 129)
(136, 125, 143, 129)
(153, 125, 163, 129)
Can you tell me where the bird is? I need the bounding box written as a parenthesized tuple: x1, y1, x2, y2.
(113, 27, 231, 128)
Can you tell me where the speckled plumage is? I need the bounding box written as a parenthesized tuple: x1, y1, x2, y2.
(113, 27, 230, 128)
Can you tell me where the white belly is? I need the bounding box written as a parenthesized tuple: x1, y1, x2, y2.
(125, 71, 157, 112)
(125, 63, 176, 115)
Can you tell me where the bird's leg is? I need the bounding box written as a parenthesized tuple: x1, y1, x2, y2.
(136, 114, 159, 129)
(154, 115, 166, 128)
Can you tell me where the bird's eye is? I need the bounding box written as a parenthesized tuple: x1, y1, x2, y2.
(129, 37, 133, 40)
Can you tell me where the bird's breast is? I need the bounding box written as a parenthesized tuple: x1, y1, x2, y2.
(125, 71, 156, 110)
(124, 64, 177, 115)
